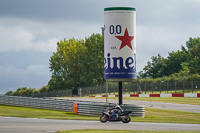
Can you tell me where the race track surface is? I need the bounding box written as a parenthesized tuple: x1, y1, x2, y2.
(1, 117, 200, 133)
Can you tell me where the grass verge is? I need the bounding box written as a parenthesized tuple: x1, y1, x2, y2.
(122, 97, 200, 105)
(86, 97, 200, 105)
(0, 105, 97, 120)
(0, 105, 200, 124)
(56, 129, 200, 133)
(136, 108, 200, 124)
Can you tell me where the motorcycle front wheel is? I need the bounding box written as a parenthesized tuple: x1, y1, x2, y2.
(100, 115, 108, 123)
(121, 115, 131, 123)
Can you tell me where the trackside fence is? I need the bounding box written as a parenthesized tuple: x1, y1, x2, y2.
(0, 95, 145, 117)
(6, 81, 200, 98)
(81, 81, 200, 96)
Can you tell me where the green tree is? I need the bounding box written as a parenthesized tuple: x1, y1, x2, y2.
(138, 54, 166, 78)
(83, 34, 104, 86)
(48, 34, 104, 95)
(48, 38, 86, 94)
(163, 50, 188, 75)
(138, 37, 200, 79)
(182, 37, 200, 74)
(5, 91, 13, 96)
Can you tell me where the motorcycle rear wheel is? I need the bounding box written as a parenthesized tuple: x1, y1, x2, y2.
(100, 115, 108, 123)
(121, 115, 131, 123)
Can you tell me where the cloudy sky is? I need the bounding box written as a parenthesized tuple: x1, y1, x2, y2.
(0, 0, 200, 94)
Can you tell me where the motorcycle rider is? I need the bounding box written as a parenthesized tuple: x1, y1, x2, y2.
(100, 103, 132, 123)
(111, 103, 123, 119)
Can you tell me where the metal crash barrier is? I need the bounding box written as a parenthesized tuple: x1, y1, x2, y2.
(0, 95, 145, 117)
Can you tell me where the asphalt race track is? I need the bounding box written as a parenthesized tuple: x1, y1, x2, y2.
(1, 98, 200, 133)
(1, 117, 200, 133)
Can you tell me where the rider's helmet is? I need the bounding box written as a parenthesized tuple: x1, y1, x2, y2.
(113, 103, 118, 108)
(112, 103, 122, 111)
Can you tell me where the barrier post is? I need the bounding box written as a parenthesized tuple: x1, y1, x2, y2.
(74, 102, 78, 115)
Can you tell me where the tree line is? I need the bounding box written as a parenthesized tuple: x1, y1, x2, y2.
(5, 86, 49, 97)
(6, 35, 200, 96)
(136, 37, 200, 84)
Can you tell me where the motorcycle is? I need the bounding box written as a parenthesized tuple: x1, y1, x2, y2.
(100, 106, 132, 123)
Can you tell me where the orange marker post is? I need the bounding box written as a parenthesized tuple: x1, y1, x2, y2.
(74, 102, 78, 115)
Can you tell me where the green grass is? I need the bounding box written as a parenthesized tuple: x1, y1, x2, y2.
(87, 97, 200, 105)
(136, 108, 200, 124)
(1, 105, 200, 124)
(123, 97, 200, 105)
(127, 97, 200, 105)
(56, 129, 200, 133)
(0, 105, 97, 120)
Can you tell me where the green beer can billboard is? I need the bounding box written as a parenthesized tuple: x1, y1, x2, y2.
(104, 7, 136, 82)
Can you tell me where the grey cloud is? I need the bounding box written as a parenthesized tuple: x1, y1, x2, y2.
(0, 0, 104, 24)
(1, 0, 200, 94)
(0, 51, 51, 70)
(1, 0, 199, 29)
(0, 64, 50, 94)
(0, 51, 51, 94)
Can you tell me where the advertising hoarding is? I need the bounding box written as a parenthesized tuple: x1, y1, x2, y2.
(104, 7, 136, 82)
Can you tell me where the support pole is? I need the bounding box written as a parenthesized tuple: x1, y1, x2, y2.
(106, 81, 108, 104)
(119, 82, 123, 105)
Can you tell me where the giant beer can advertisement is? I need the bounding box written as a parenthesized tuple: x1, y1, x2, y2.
(104, 7, 136, 82)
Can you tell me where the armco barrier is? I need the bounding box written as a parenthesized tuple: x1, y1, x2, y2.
(0, 95, 74, 112)
(0, 95, 145, 117)
(75, 102, 145, 117)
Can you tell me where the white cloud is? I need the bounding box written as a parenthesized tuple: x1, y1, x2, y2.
(0, 17, 102, 94)
(0, 26, 34, 52)
(0, 17, 102, 53)
(0, 25, 59, 53)
(33, 38, 58, 53)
